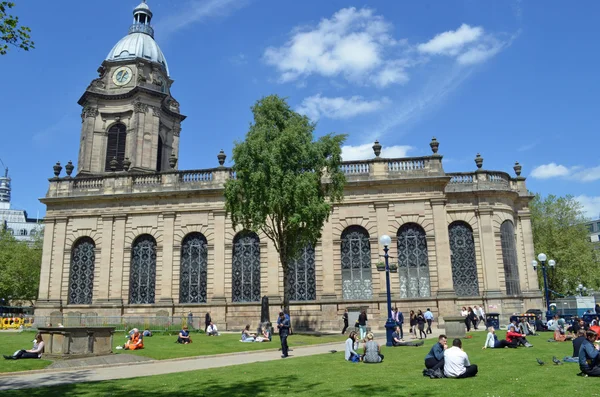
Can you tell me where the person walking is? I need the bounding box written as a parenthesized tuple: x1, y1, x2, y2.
(205, 312, 211, 333)
(358, 310, 368, 341)
(396, 307, 405, 340)
(187, 311, 194, 330)
(424, 308, 434, 334)
(417, 310, 427, 339)
(277, 311, 290, 358)
(409, 310, 417, 338)
(341, 309, 349, 335)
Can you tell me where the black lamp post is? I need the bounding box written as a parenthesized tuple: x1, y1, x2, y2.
(531, 253, 555, 318)
(379, 234, 396, 347)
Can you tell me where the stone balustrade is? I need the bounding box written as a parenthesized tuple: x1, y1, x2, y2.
(47, 155, 525, 199)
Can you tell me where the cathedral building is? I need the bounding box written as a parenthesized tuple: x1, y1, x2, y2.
(35, 1, 542, 330)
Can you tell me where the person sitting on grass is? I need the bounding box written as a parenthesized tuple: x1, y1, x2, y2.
(506, 324, 532, 347)
(241, 324, 256, 342)
(362, 333, 383, 363)
(392, 325, 424, 347)
(424, 334, 447, 371)
(206, 322, 219, 336)
(554, 325, 573, 342)
(483, 326, 517, 349)
(3, 333, 45, 360)
(124, 328, 144, 350)
(564, 330, 586, 362)
(444, 338, 478, 378)
(345, 331, 361, 362)
(255, 325, 272, 342)
(177, 326, 192, 344)
(579, 330, 600, 377)
(143, 329, 152, 337)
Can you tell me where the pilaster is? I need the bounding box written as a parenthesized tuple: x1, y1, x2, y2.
(320, 217, 336, 299)
(95, 215, 114, 301)
(430, 198, 455, 298)
(158, 212, 175, 304)
(518, 210, 539, 292)
(108, 215, 127, 303)
(477, 206, 502, 297)
(38, 218, 56, 301)
(48, 217, 68, 301)
(211, 210, 226, 301)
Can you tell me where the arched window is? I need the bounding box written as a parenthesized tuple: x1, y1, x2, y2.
(129, 234, 157, 304)
(104, 123, 127, 171)
(20, 229, 27, 236)
(501, 220, 521, 295)
(448, 221, 479, 296)
(68, 237, 95, 304)
(288, 244, 316, 301)
(232, 231, 260, 302)
(341, 226, 372, 300)
(156, 136, 163, 171)
(179, 233, 208, 303)
(397, 223, 430, 298)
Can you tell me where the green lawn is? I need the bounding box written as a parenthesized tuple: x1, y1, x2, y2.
(0, 332, 52, 373)
(111, 331, 344, 360)
(0, 331, 343, 373)
(7, 331, 596, 397)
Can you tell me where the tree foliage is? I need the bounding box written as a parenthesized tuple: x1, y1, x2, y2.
(224, 95, 346, 310)
(530, 193, 599, 295)
(1, 2, 34, 56)
(0, 229, 42, 304)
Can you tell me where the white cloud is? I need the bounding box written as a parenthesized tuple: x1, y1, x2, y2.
(417, 24, 511, 66)
(576, 195, 600, 220)
(418, 24, 483, 56)
(155, 0, 248, 37)
(530, 163, 571, 179)
(342, 143, 412, 161)
(264, 7, 407, 87)
(296, 94, 389, 121)
(530, 163, 600, 182)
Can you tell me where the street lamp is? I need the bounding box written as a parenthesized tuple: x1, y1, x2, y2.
(379, 234, 395, 347)
(531, 253, 556, 317)
(576, 284, 587, 296)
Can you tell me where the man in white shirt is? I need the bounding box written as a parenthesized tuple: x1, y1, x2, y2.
(206, 322, 219, 336)
(444, 338, 478, 378)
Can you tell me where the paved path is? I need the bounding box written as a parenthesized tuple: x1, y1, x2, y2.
(0, 326, 466, 391)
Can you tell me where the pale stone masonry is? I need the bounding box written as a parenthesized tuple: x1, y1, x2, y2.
(35, 1, 542, 330)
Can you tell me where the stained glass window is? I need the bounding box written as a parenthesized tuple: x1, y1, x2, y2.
(232, 231, 261, 302)
(179, 233, 208, 303)
(288, 244, 316, 301)
(129, 234, 157, 304)
(397, 224, 430, 298)
(448, 222, 479, 296)
(68, 237, 95, 304)
(341, 226, 372, 300)
(500, 221, 521, 295)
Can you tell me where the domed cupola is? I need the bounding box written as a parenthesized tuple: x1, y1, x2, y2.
(105, 0, 169, 75)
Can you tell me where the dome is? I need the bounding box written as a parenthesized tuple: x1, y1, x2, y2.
(106, 32, 169, 75)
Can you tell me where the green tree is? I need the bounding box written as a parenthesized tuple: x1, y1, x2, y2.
(224, 95, 346, 311)
(1, 2, 34, 55)
(0, 229, 42, 304)
(530, 193, 599, 295)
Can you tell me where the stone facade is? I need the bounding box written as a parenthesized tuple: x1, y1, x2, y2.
(35, 1, 543, 330)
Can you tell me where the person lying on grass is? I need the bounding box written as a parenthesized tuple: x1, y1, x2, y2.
(3, 333, 45, 360)
(392, 325, 423, 347)
(177, 326, 193, 344)
(124, 328, 144, 350)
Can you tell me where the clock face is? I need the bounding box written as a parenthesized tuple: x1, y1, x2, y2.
(112, 66, 132, 86)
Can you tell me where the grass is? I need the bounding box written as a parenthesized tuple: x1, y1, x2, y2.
(0, 332, 52, 373)
(6, 331, 596, 397)
(0, 331, 342, 372)
(110, 331, 344, 360)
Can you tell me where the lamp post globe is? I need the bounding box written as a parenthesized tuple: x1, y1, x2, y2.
(379, 234, 395, 347)
(531, 260, 538, 270)
(548, 259, 556, 268)
(537, 253, 547, 263)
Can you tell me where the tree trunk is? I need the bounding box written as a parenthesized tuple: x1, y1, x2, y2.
(281, 254, 290, 315)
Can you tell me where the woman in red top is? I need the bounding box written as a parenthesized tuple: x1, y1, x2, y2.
(506, 325, 532, 347)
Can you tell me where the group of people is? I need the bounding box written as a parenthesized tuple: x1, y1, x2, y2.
(424, 334, 478, 378)
(460, 306, 485, 332)
(344, 331, 384, 363)
(342, 307, 435, 342)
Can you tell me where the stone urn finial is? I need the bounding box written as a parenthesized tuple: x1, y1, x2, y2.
(217, 149, 226, 166)
(53, 161, 62, 177)
(109, 157, 118, 172)
(65, 161, 74, 177)
(430, 137, 439, 154)
(513, 161, 522, 177)
(372, 140, 382, 158)
(474, 153, 483, 169)
(122, 157, 131, 172)
(169, 153, 178, 169)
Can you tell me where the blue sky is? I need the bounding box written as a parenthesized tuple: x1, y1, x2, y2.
(1, 0, 599, 219)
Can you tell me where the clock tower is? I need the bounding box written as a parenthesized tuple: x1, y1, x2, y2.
(76, 0, 185, 175)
